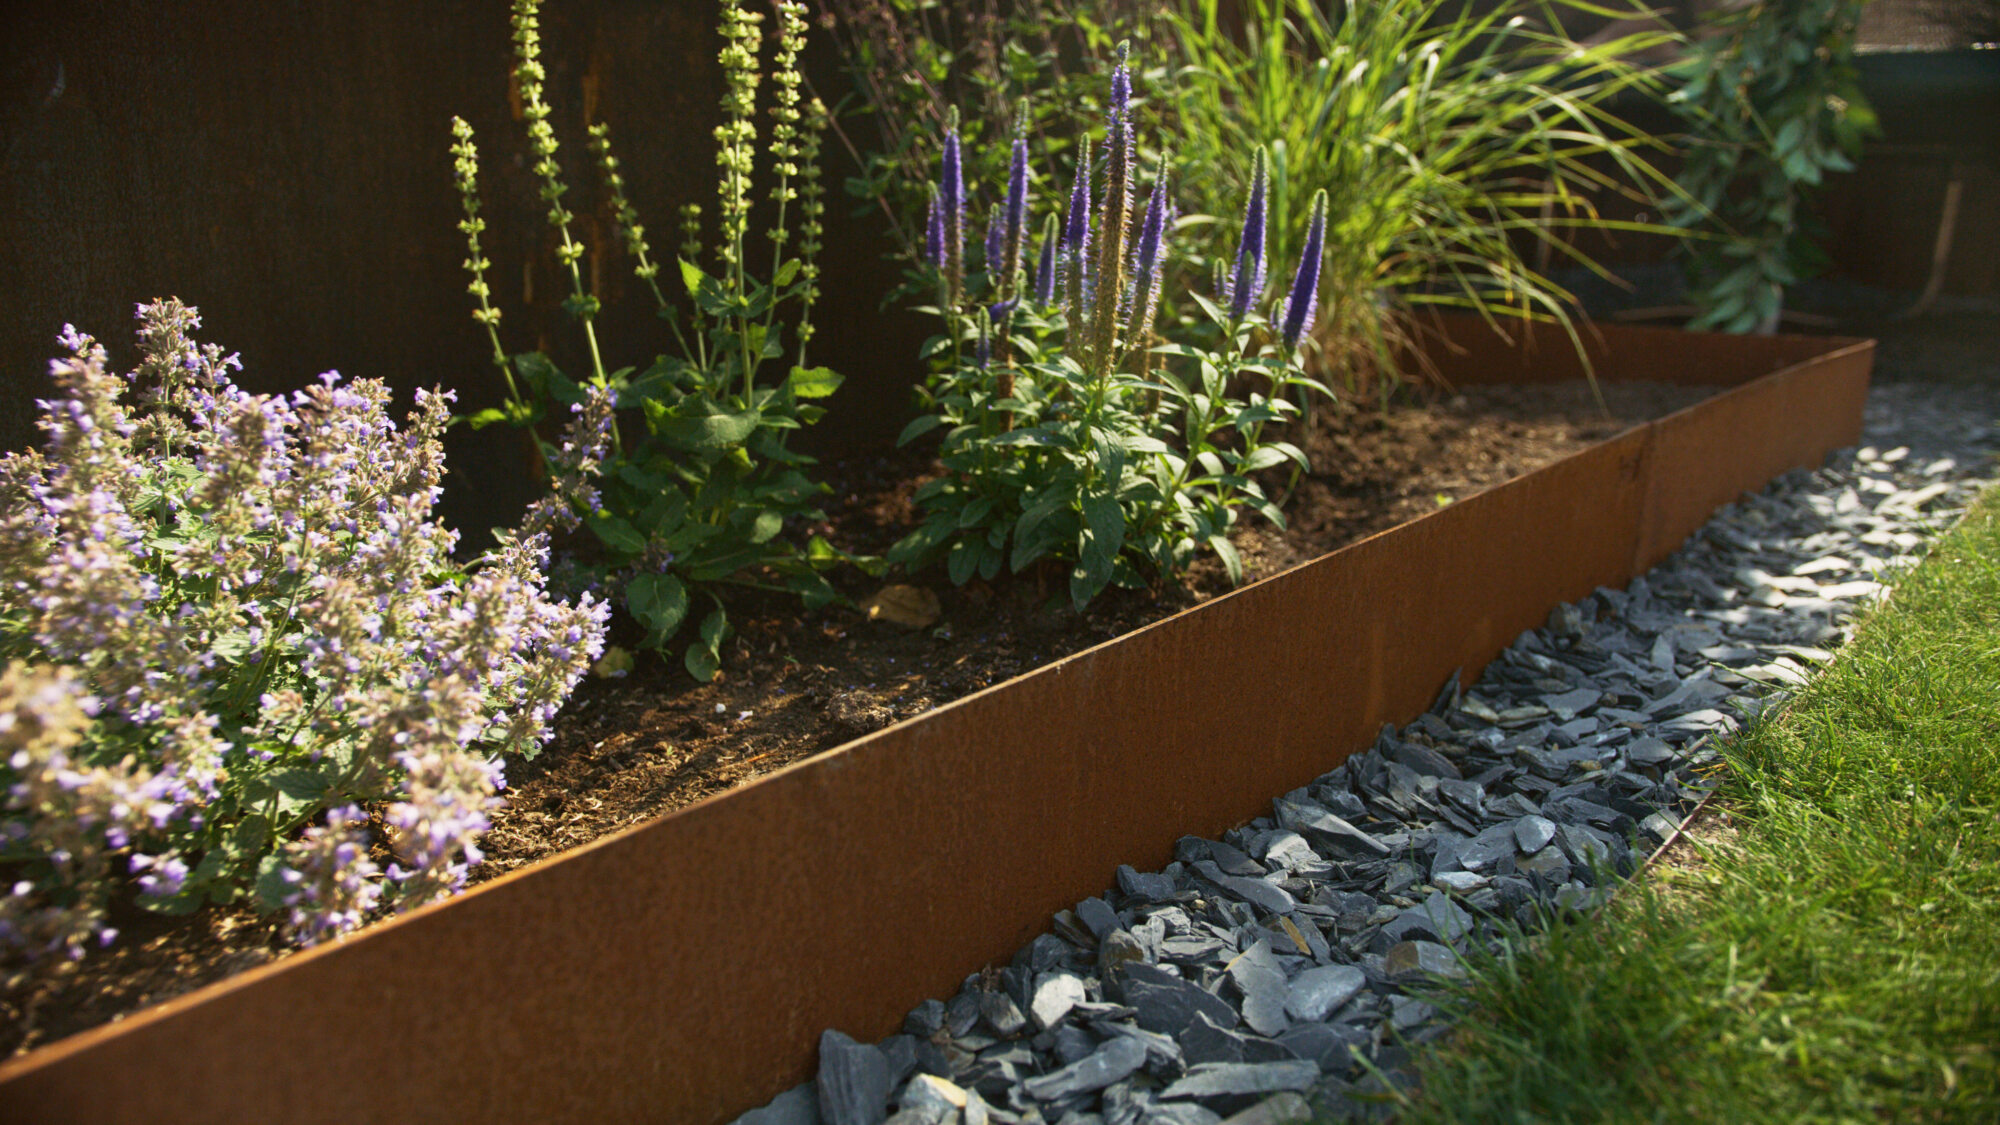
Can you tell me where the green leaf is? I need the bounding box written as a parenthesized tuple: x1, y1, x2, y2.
(253, 855, 292, 911)
(1208, 534, 1244, 586)
(897, 414, 945, 446)
(786, 366, 844, 399)
(514, 352, 587, 407)
(774, 258, 801, 288)
(749, 509, 785, 544)
(587, 511, 647, 556)
(685, 637, 720, 681)
(947, 538, 981, 586)
(1239, 445, 1292, 473)
(465, 407, 515, 430)
(625, 572, 689, 639)
(649, 401, 762, 450)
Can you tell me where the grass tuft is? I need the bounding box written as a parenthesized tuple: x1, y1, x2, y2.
(1391, 485, 2000, 1124)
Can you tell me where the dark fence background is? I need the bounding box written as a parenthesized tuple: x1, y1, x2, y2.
(0, 0, 930, 543)
(2, 0, 1993, 542)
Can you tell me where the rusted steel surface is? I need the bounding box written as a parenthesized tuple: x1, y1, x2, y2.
(0, 321, 1873, 1124)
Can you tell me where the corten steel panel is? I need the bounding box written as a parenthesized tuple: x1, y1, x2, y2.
(1636, 341, 1875, 571)
(0, 327, 1871, 1124)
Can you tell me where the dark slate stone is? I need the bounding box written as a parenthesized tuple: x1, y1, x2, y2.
(1177, 1011, 1247, 1066)
(1381, 861, 1422, 897)
(1053, 1024, 1099, 1065)
(1311, 786, 1370, 821)
(1161, 1061, 1321, 1102)
(1380, 892, 1474, 948)
(1117, 963, 1240, 1037)
(904, 999, 946, 1039)
(1228, 961, 1290, 1037)
(817, 1029, 893, 1125)
(1513, 815, 1557, 856)
(1283, 965, 1366, 1023)
(1276, 1021, 1367, 1072)
(981, 989, 1028, 1037)
(1097, 1020, 1186, 1074)
(1625, 737, 1675, 766)
(1514, 845, 1572, 884)
(1383, 941, 1464, 981)
(1119, 864, 1180, 904)
(1017, 933, 1074, 975)
(1160, 936, 1227, 964)
(731, 1081, 823, 1125)
(914, 1038, 953, 1079)
(1078, 896, 1123, 941)
(1020, 1036, 1147, 1101)
(1143, 1102, 1225, 1125)
(1435, 778, 1484, 815)
(1192, 860, 1296, 916)
(1206, 839, 1266, 877)
(1275, 799, 1394, 859)
(1389, 740, 1463, 780)
(945, 992, 982, 1038)
(880, 1036, 920, 1090)
(1455, 824, 1517, 872)
(1175, 837, 1214, 865)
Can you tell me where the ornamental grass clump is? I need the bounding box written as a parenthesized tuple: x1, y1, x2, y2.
(1152, 0, 1678, 400)
(891, 45, 1334, 607)
(451, 0, 857, 681)
(0, 300, 611, 973)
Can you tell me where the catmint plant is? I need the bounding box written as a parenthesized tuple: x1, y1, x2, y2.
(452, 0, 866, 681)
(0, 301, 611, 976)
(891, 46, 1333, 605)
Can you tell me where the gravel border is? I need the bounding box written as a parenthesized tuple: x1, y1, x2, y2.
(735, 380, 2000, 1125)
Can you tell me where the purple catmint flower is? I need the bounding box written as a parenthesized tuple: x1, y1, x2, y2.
(1280, 189, 1329, 351)
(1226, 146, 1270, 322)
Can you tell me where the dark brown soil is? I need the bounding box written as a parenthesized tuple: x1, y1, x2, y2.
(1, 378, 1711, 1059)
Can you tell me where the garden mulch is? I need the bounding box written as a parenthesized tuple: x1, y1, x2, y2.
(1, 377, 1710, 1059)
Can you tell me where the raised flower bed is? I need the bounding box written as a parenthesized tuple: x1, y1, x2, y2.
(0, 315, 1871, 1123)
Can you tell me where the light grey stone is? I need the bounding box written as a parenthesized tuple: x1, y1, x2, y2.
(1161, 1061, 1320, 1102)
(1031, 973, 1089, 1031)
(1283, 965, 1366, 1023)
(1513, 815, 1557, 855)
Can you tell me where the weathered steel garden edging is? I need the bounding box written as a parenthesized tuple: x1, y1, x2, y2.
(0, 317, 1872, 1124)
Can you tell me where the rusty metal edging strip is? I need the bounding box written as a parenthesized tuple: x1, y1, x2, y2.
(0, 319, 1874, 1125)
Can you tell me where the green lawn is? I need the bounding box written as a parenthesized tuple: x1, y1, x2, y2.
(1390, 485, 2000, 1124)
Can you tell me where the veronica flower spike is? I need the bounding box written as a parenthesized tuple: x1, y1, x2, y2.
(1002, 130, 1030, 290)
(1280, 189, 1328, 352)
(939, 116, 965, 304)
(1126, 156, 1172, 345)
(1226, 146, 1270, 322)
(1033, 212, 1059, 309)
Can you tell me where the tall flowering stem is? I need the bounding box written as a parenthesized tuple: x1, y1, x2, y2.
(939, 115, 967, 308)
(510, 0, 607, 391)
(1062, 151, 1093, 350)
(1280, 190, 1329, 351)
(449, 118, 514, 400)
(1226, 146, 1270, 323)
(1087, 43, 1137, 393)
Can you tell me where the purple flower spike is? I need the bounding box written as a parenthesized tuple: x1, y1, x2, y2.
(940, 124, 966, 300)
(988, 297, 1019, 323)
(1127, 161, 1172, 342)
(1226, 147, 1270, 321)
(1062, 155, 1091, 254)
(1033, 213, 1059, 309)
(1280, 190, 1329, 351)
(1005, 136, 1030, 259)
(985, 205, 1006, 280)
(925, 189, 944, 268)
(1109, 42, 1132, 128)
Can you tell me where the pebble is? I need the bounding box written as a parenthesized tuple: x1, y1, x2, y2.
(734, 380, 2000, 1125)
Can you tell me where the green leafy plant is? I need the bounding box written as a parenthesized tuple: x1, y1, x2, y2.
(1145, 0, 1680, 399)
(890, 48, 1334, 607)
(451, 0, 860, 680)
(1665, 0, 1875, 333)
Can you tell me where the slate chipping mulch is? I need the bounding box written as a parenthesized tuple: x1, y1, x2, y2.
(737, 379, 2000, 1125)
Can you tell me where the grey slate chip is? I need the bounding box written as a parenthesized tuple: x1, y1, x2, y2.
(1077, 896, 1122, 940)
(1119, 864, 1180, 904)
(1160, 1061, 1321, 1102)
(1513, 814, 1558, 855)
(732, 1081, 822, 1125)
(817, 1029, 893, 1125)
(1021, 1036, 1148, 1101)
(1192, 860, 1297, 916)
(1272, 799, 1391, 857)
(1283, 964, 1366, 1023)
(1031, 973, 1089, 1032)
(1117, 962, 1240, 1036)
(1382, 941, 1464, 981)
